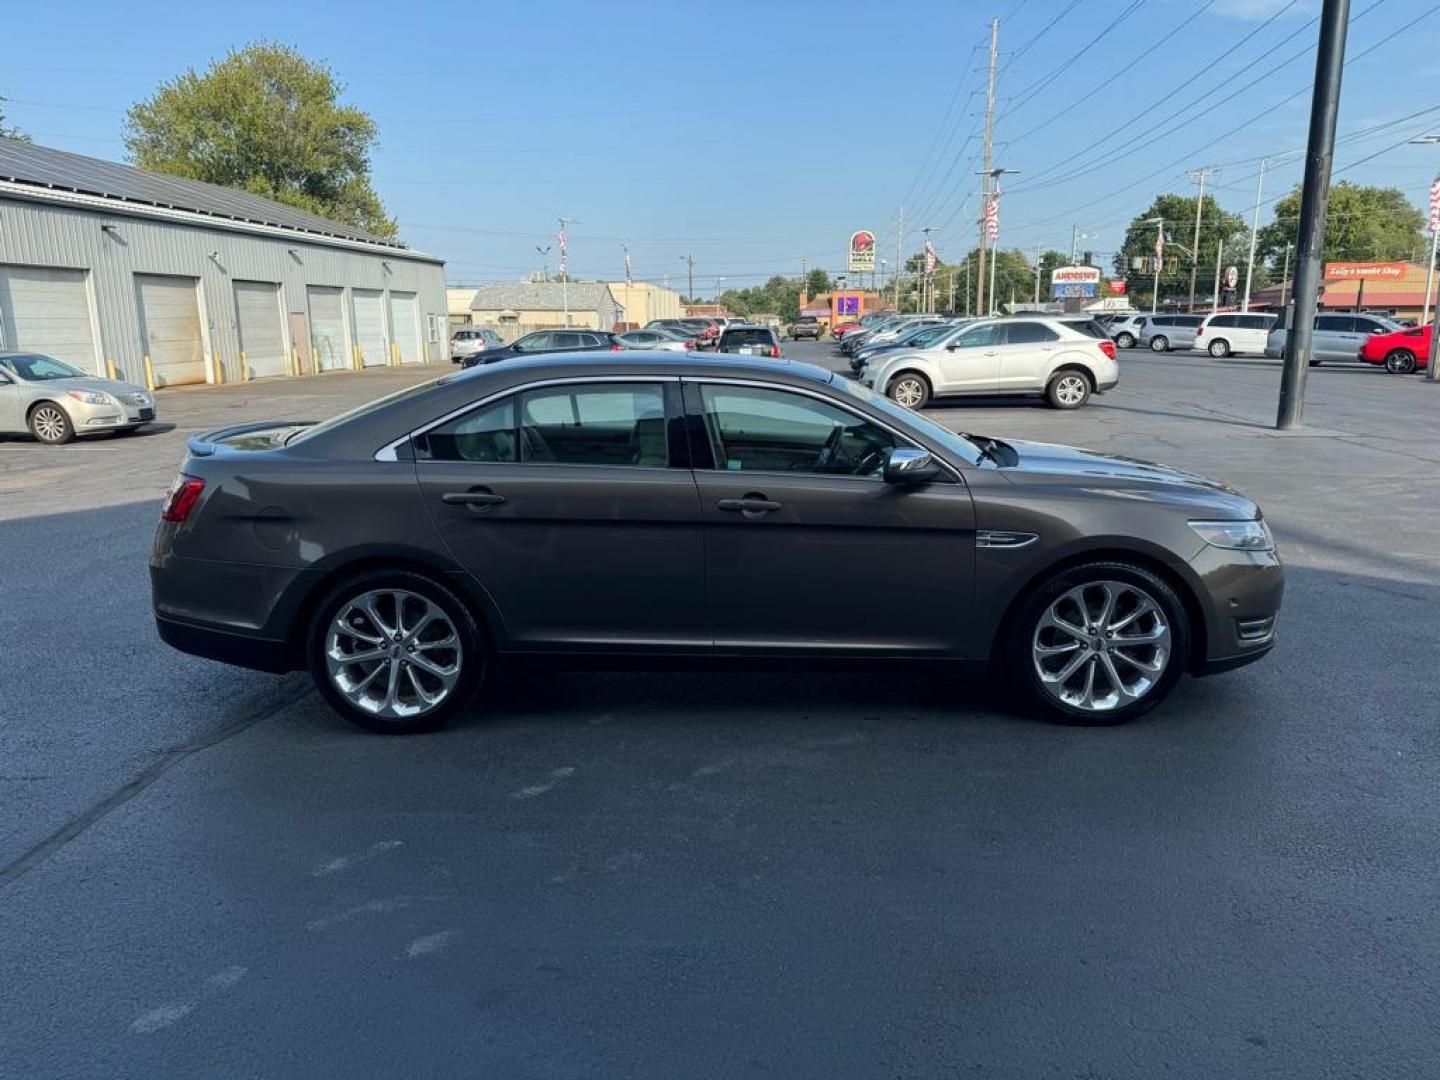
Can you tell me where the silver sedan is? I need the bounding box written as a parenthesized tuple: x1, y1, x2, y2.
(614, 329, 696, 353)
(0, 352, 156, 444)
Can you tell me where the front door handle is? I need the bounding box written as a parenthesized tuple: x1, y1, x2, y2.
(442, 489, 506, 508)
(716, 495, 782, 516)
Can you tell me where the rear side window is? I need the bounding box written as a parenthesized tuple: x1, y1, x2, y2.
(420, 383, 669, 467)
(1060, 320, 1108, 340)
(1004, 322, 1061, 344)
(1177, 316, 1205, 327)
(1150, 316, 1172, 327)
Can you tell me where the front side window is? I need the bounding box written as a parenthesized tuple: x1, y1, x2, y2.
(1210, 315, 1237, 329)
(515, 332, 552, 352)
(1315, 316, 1352, 333)
(421, 383, 668, 466)
(0, 353, 84, 381)
(955, 323, 1003, 348)
(698, 384, 895, 477)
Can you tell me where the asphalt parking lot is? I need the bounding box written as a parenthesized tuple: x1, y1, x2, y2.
(3, 343, 1439, 1078)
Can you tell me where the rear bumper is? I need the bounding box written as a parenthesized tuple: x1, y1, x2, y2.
(156, 614, 293, 673)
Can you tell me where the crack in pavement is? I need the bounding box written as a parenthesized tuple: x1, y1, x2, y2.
(0, 676, 314, 890)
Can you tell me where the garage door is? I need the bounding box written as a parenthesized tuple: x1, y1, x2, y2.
(307, 286, 349, 372)
(352, 289, 388, 367)
(0, 264, 99, 373)
(234, 281, 289, 379)
(135, 274, 207, 387)
(388, 291, 422, 364)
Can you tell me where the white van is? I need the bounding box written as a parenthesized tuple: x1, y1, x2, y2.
(1194, 312, 1277, 357)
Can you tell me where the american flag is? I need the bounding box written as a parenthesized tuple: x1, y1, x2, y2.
(624, 245, 633, 285)
(1430, 175, 1440, 234)
(984, 184, 1002, 243)
(1154, 224, 1165, 262)
(557, 228, 568, 275)
(924, 240, 937, 275)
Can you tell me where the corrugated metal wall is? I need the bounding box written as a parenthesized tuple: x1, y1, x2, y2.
(0, 194, 447, 383)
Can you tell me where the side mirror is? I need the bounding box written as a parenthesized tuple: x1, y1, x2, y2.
(0, 371, 11, 385)
(883, 446, 940, 485)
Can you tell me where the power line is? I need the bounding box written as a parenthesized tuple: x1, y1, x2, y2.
(999, 0, 1147, 120)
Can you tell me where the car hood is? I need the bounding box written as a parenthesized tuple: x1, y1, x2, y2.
(995, 437, 1259, 517)
(25, 375, 150, 398)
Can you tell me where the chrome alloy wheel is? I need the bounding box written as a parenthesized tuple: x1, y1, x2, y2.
(325, 589, 462, 719)
(1053, 374, 1088, 406)
(890, 376, 926, 408)
(1032, 580, 1171, 712)
(31, 405, 69, 442)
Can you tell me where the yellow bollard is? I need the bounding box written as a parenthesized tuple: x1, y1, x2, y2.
(240, 351, 250, 382)
(105, 357, 117, 380)
(352, 345, 363, 371)
(390, 342, 400, 367)
(290, 347, 300, 377)
(143, 354, 156, 392)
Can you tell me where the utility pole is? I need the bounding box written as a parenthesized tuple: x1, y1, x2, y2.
(1280, 243, 1292, 309)
(681, 254, 695, 306)
(1144, 217, 1165, 312)
(976, 17, 998, 316)
(948, 267, 957, 313)
(1212, 238, 1224, 311)
(1411, 137, 1440, 342)
(1186, 169, 1209, 313)
(1278, 0, 1350, 430)
(920, 226, 933, 313)
(1034, 243, 1042, 305)
(1243, 157, 1269, 312)
(963, 259, 971, 316)
(894, 207, 904, 312)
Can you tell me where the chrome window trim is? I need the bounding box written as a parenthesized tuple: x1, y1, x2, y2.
(375, 374, 682, 462)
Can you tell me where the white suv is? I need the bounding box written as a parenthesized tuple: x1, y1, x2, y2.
(1194, 312, 1276, 358)
(859, 316, 1119, 410)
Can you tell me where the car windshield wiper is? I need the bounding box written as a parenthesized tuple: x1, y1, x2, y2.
(958, 432, 1015, 466)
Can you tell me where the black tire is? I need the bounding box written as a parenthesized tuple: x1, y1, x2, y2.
(1116, 332, 1135, 349)
(1207, 338, 1230, 358)
(28, 401, 75, 444)
(1384, 349, 1417, 375)
(1149, 336, 1169, 353)
(886, 370, 931, 409)
(1045, 370, 1092, 409)
(1005, 561, 1191, 726)
(307, 569, 487, 734)
(1307, 358, 1323, 367)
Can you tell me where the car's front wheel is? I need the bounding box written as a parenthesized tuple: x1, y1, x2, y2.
(28, 402, 75, 444)
(887, 371, 931, 409)
(1208, 338, 1231, 357)
(1149, 336, 1169, 353)
(1385, 349, 1417, 374)
(1116, 332, 1135, 349)
(308, 570, 486, 734)
(1007, 562, 1190, 725)
(1046, 371, 1091, 409)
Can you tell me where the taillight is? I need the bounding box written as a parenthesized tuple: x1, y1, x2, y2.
(161, 474, 205, 522)
(769, 345, 781, 358)
(684, 340, 695, 349)
(1099, 339, 1117, 360)
(1195, 326, 1204, 336)
(610, 343, 623, 351)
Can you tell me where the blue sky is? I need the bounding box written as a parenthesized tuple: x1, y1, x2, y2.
(4, 0, 1439, 293)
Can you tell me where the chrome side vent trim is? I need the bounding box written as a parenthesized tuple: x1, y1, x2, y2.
(976, 530, 1039, 549)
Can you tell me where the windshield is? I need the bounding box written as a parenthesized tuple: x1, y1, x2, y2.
(286, 373, 454, 445)
(0, 353, 86, 381)
(832, 373, 981, 465)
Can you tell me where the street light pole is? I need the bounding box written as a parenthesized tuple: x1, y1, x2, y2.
(1143, 217, 1164, 312)
(1280, 243, 1293, 308)
(1187, 168, 1209, 313)
(1277, 0, 1350, 430)
(1243, 157, 1269, 313)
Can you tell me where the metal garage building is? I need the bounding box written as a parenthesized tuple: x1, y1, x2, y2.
(0, 137, 446, 387)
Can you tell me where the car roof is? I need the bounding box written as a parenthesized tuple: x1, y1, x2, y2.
(452, 349, 832, 383)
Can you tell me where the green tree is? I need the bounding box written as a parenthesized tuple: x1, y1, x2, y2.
(124, 42, 395, 237)
(1255, 182, 1425, 270)
(720, 275, 805, 321)
(1115, 194, 1247, 308)
(805, 268, 832, 296)
(0, 96, 31, 142)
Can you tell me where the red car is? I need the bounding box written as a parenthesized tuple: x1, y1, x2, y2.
(680, 317, 721, 348)
(830, 321, 863, 340)
(1358, 323, 1432, 374)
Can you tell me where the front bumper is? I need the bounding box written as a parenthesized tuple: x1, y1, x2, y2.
(68, 397, 155, 432)
(1188, 544, 1284, 676)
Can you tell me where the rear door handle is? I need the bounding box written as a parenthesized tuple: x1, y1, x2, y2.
(442, 489, 506, 507)
(716, 496, 782, 515)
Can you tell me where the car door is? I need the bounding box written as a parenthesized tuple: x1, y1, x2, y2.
(935, 321, 1004, 392)
(1312, 316, 1350, 362)
(683, 379, 976, 654)
(996, 320, 1061, 389)
(412, 377, 708, 650)
(511, 332, 553, 356)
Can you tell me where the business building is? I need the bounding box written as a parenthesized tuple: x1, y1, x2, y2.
(1249, 260, 1435, 322)
(0, 137, 447, 387)
(469, 282, 623, 332)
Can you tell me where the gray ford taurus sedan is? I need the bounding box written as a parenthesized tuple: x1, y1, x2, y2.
(151, 352, 1282, 733)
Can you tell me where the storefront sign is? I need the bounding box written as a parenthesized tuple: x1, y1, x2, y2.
(1323, 261, 1405, 280)
(847, 230, 876, 273)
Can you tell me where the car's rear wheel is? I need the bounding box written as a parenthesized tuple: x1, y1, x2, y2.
(887, 371, 931, 409)
(1116, 332, 1135, 349)
(1385, 349, 1417, 374)
(1006, 562, 1190, 725)
(28, 402, 74, 445)
(1208, 338, 1230, 357)
(308, 570, 486, 734)
(1046, 371, 1091, 409)
(1149, 336, 1169, 353)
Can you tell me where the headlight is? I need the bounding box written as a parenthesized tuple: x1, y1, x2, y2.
(1188, 519, 1274, 551)
(66, 389, 113, 406)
